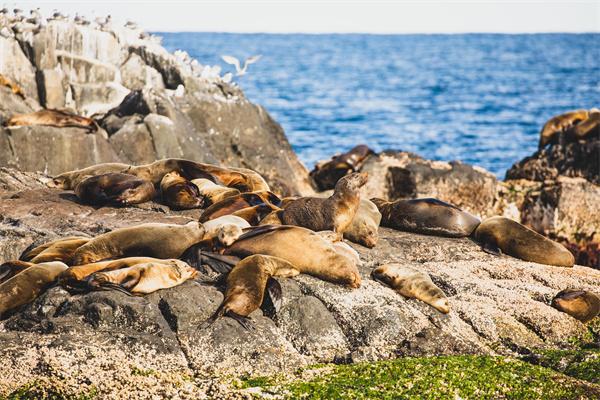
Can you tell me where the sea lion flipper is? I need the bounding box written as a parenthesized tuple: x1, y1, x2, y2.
(226, 310, 255, 331)
(97, 282, 134, 296)
(482, 243, 502, 256)
(198, 305, 227, 330)
(200, 251, 239, 274)
(265, 277, 283, 312)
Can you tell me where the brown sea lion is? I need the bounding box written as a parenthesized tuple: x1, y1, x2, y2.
(344, 198, 381, 248)
(0, 260, 33, 283)
(73, 221, 205, 265)
(48, 163, 132, 190)
(310, 145, 375, 191)
(200, 254, 300, 330)
(0, 261, 68, 316)
(538, 109, 589, 149)
(58, 257, 175, 292)
(86, 260, 198, 295)
(281, 172, 368, 233)
(563, 108, 599, 143)
(551, 289, 600, 324)
(160, 171, 204, 210)
(198, 191, 282, 223)
(20, 236, 90, 262)
(474, 216, 574, 267)
(222, 225, 361, 288)
(371, 197, 481, 238)
(190, 178, 241, 206)
(202, 215, 251, 246)
(74, 173, 155, 206)
(231, 204, 282, 226)
(125, 159, 269, 192)
(5, 109, 99, 132)
(27, 238, 92, 265)
(372, 263, 450, 313)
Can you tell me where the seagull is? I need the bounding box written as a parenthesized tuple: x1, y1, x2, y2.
(220, 54, 262, 76)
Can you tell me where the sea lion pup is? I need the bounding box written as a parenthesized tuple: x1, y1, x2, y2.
(551, 289, 600, 324)
(231, 204, 282, 226)
(474, 216, 575, 267)
(58, 257, 175, 292)
(281, 172, 369, 233)
(372, 263, 450, 313)
(73, 221, 205, 265)
(0, 260, 33, 283)
(371, 197, 481, 238)
(5, 109, 99, 132)
(124, 159, 269, 192)
(48, 163, 132, 189)
(160, 171, 204, 210)
(344, 198, 381, 248)
(85, 260, 198, 295)
(310, 145, 375, 191)
(190, 178, 241, 206)
(200, 254, 300, 331)
(538, 109, 589, 149)
(222, 225, 361, 288)
(0, 261, 68, 315)
(202, 215, 251, 246)
(75, 173, 155, 206)
(198, 191, 282, 223)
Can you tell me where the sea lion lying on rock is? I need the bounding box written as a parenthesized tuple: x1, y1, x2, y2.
(190, 178, 241, 206)
(538, 109, 589, 149)
(199, 191, 282, 223)
(85, 260, 198, 295)
(310, 145, 374, 191)
(0, 261, 68, 315)
(73, 222, 205, 265)
(372, 263, 450, 313)
(5, 109, 99, 132)
(160, 171, 204, 210)
(474, 216, 574, 267)
(343, 198, 381, 248)
(48, 163, 132, 190)
(202, 215, 250, 246)
(0, 260, 34, 283)
(75, 173, 155, 206)
(200, 254, 300, 331)
(281, 172, 368, 233)
(371, 197, 481, 238)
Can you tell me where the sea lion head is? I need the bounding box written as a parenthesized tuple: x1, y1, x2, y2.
(217, 224, 244, 246)
(337, 172, 369, 191)
(352, 220, 379, 248)
(332, 255, 362, 289)
(551, 289, 600, 324)
(49, 175, 70, 189)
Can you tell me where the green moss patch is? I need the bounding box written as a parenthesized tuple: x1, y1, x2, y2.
(241, 356, 600, 400)
(532, 349, 600, 384)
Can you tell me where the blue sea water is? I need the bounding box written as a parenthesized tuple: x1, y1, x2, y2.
(158, 33, 599, 179)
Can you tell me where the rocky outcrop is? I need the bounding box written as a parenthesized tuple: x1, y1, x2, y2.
(0, 16, 313, 197)
(0, 167, 599, 399)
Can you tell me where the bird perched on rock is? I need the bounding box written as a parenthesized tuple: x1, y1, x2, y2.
(221, 54, 262, 76)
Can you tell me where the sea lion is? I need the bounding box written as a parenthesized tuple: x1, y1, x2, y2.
(371, 197, 481, 238)
(222, 225, 361, 288)
(474, 216, 574, 267)
(58, 257, 175, 292)
(310, 145, 375, 191)
(344, 198, 381, 248)
(86, 260, 198, 295)
(332, 241, 361, 265)
(73, 221, 205, 265)
(198, 191, 282, 223)
(538, 109, 589, 149)
(257, 209, 284, 226)
(280, 197, 299, 208)
(0, 261, 68, 316)
(0, 74, 25, 98)
(5, 109, 99, 132)
(190, 178, 241, 206)
(281, 172, 368, 233)
(125, 159, 269, 192)
(202, 215, 251, 246)
(75, 173, 155, 206)
(20, 236, 90, 262)
(48, 163, 132, 190)
(551, 289, 600, 324)
(26, 237, 91, 265)
(160, 171, 204, 210)
(200, 254, 300, 330)
(231, 204, 282, 226)
(562, 108, 599, 143)
(0, 260, 33, 283)
(372, 263, 450, 313)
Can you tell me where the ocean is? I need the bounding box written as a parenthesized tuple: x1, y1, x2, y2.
(158, 33, 599, 179)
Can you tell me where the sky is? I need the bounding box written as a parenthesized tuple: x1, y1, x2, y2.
(9, 1, 600, 34)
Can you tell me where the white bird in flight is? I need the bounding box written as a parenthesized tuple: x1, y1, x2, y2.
(220, 54, 262, 76)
